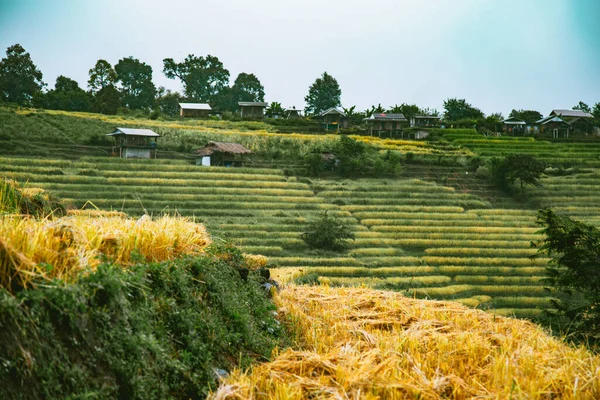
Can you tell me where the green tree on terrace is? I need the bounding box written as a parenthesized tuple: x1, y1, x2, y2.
(490, 154, 545, 194)
(533, 209, 600, 342)
(443, 98, 484, 121)
(44, 76, 92, 112)
(593, 102, 600, 124)
(302, 212, 355, 251)
(508, 109, 543, 124)
(88, 59, 117, 94)
(304, 72, 341, 115)
(156, 87, 183, 117)
(93, 85, 121, 115)
(0, 44, 44, 105)
(573, 101, 591, 114)
(265, 102, 284, 118)
(388, 103, 420, 119)
(115, 57, 156, 110)
(163, 54, 230, 103)
(232, 73, 264, 102)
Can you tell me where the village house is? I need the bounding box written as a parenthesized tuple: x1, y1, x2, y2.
(318, 107, 347, 132)
(410, 115, 441, 128)
(193, 141, 253, 167)
(501, 117, 527, 135)
(364, 113, 408, 137)
(536, 109, 597, 138)
(106, 127, 159, 159)
(179, 103, 212, 118)
(238, 102, 268, 119)
(285, 107, 304, 119)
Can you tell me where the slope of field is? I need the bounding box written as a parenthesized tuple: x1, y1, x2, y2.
(212, 284, 600, 399)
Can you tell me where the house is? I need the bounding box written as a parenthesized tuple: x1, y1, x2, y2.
(364, 113, 408, 137)
(536, 116, 571, 138)
(501, 117, 527, 135)
(179, 103, 212, 118)
(193, 141, 253, 167)
(106, 127, 159, 159)
(238, 102, 268, 119)
(546, 109, 596, 136)
(285, 107, 304, 119)
(318, 107, 347, 132)
(410, 115, 441, 128)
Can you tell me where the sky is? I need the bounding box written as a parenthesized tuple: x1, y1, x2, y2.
(0, 0, 599, 117)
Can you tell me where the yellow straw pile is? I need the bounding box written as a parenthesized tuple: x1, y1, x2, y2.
(0, 213, 211, 290)
(212, 285, 600, 399)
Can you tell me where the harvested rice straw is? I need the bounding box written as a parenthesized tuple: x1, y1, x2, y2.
(212, 285, 600, 399)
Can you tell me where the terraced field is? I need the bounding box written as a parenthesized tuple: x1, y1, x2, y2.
(5, 151, 600, 319)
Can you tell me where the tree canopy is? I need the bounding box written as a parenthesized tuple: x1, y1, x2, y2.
(304, 72, 341, 115)
(163, 55, 229, 103)
(115, 57, 156, 110)
(92, 84, 121, 115)
(490, 154, 545, 193)
(88, 60, 117, 94)
(43, 76, 92, 112)
(508, 109, 543, 124)
(573, 101, 591, 113)
(156, 87, 183, 117)
(232, 73, 264, 103)
(0, 44, 44, 105)
(443, 98, 484, 122)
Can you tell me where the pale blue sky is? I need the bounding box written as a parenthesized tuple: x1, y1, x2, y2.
(1, 0, 599, 116)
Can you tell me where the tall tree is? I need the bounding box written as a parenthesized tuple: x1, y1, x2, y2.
(490, 154, 545, 193)
(232, 73, 264, 102)
(44, 76, 91, 112)
(0, 44, 44, 105)
(304, 72, 341, 115)
(115, 57, 156, 110)
(508, 109, 543, 124)
(156, 87, 183, 117)
(163, 55, 229, 102)
(443, 98, 484, 121)
(88, 60, 117, 94)
(592, 102, 600, 123)
(573, 101, 591, 113)
(93, 84, 121, 115)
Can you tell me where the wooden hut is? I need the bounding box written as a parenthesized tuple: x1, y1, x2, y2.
(193, 141, 253, 167)
(410, 115, 441, 127)
(179, 103, 212, 118)
(318, 107, 347, 132)
(238, 102, 268, 119)
(285, 107, 304, 119)
(364, 113, 408, 137)
(106, 127, 160, 159)
(536, 116, 571, 138)
(502, 117, 527, 135)
(548, 109, 596, 135)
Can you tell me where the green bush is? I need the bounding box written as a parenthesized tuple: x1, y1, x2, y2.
(301, 212, 355, 251)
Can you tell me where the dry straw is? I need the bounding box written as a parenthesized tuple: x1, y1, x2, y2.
(212, 285, 600, 399)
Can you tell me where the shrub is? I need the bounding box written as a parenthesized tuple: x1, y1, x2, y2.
(301, 212, 355, 251)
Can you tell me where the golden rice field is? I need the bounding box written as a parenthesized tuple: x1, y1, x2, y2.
(211, 285, 600, 399)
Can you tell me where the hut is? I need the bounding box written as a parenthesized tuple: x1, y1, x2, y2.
(318, 107, 347, 132)
(285, 107, 304, 119)
(193, 141, 253, 167)
(548, 109, 596, 135)
(364, 113, 408, 137)
(238, 102, 268, 119)
(536, 116, 571, 138)
(179, 103, 212, 118)
(502, 117, 527, 135)
(106, 127, 160, 159)
(410, 115, 441, 127)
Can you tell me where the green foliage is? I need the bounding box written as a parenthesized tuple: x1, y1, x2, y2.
(304, 72, 341, 115)
(87, 59, 117, 94)
(232, 72, 264, 102)
(443, 98, 484, 122)
(489, 154, 545, 193)
(93, 84, 121, 115)
(0, 247, 284, 399)
(0, 44, 44, 105)
(115, 57, 156, 110)
(573, 101, 591, 114)
(163, 54, 230, 103)
(265, 102, 284, 118)
(156, 88, 183, 117)
(0, 179, 65, 217)
(301, 212, 355, 251)
(593, 102, 600, 123)
(508, 109, 543, 124)
(533, 209, 600, 342)
(39, 75, 92, 112)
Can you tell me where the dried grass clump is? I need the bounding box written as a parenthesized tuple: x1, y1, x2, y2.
(0, 214, 211, 291)
(212, 285, 600, 399)
(243, 254, 268, 270)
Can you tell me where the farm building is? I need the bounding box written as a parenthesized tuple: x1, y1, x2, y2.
(179, 103, 212, 118)
(364, 113, 408, 137)
(536, 116, 571, 138)
(285, 107, 304, 119)
(193, 141, 253, 167)
(238, 102, 268, 119)
(501, 117, 527, 135)
(410, 115, 441, 127)
(537, 109, 597, 137)
(318, 107, 347, 132)
(106, 127, 159, 159)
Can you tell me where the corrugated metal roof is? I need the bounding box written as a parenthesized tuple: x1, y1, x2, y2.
(413, 115, 441, 119)
(179, 102, 212, 110)
(502, 118, 526, 125)
(540, 116, 569, 125)
(551, 109, 593, 118)
(106, 128, 160, 137)
(238, 102, 268, 107)
(368, 113, 407, 121)
(319, 107, 346, 117)
(194, 141, 253, 157)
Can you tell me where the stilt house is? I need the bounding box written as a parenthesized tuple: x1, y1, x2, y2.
(106, 127, 160, 159)
(193, 141, 253, 167)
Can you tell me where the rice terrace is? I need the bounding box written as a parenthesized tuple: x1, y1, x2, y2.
(2, 1, 600, 398)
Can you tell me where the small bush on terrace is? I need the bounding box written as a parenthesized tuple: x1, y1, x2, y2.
(301, 212, 355, 251)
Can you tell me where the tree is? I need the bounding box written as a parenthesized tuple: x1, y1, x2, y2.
(490, 154, 545, 193)
(163, 55, 229, 103)
(0, 44, 44, 105)
(573, 101, 591, 114)
(93, 84, 121, 115)
(388, 103, 420, 119)
(156, 87, 183, 117)
(115, 57, 156, 110)
(44, 76, 91, 112)
(88, 60, 117, 94)
(533, 209, 600, 341)
(593, 103, 600, 124)
(343, 105, 363, 125)
(232, 73, 264, 102)
(508, 109, 543, 124)
(304, 72, 341, 115)
(443, 98, 484, 122)
(301, 212, 355, 251)
(265, 102, 284, 118)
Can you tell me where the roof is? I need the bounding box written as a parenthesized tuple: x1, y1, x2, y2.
(106, 127, 160, 137)
(238, 102, 268, 107)
(319, 107, 346, 117)
(366, 113, 408, 122)
(194, 141, 253, 157)
(550, 109, 594, 118)
(285, 107, 303, 112)
(538, 116, 569, 125)
(413, 115, 441, 119)
(179, 102, 212, 111)
(502, 118, 526, 125)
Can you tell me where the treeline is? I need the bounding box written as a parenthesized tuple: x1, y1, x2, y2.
(1, 43, 599, 127)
